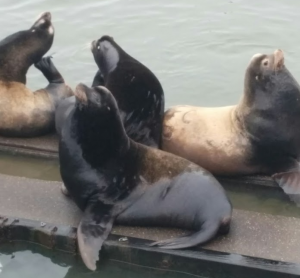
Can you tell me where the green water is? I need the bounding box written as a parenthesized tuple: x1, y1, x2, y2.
(0, 152, 60, 181)
(0, 242, 198, 278)
(1, 0, 300, 276)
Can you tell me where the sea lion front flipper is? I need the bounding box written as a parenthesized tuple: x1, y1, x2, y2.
(272, 170, 300, 206)
(60, 183, 70, 197)
(91, 70, 105, 87)
(34, 56, 64, 84)
(77, 202, 114, 271)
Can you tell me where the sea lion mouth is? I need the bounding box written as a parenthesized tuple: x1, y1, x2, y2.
(37, 12, 52, 22)
(32, 11, 54, 34)
(34, 11, 52, 25)
(91, 40, 98, 51)
(273, 49, 284, 70)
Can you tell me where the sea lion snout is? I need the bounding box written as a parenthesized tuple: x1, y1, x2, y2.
(39, 12, 51, 21)
(75, 83, 88, 105)
(273, 49, 284, 70)
(75, 83, 115, 108)
(75, 83, 89, 92)
(91, 40, 98, 51)
(35, 11, 51, 22)
(32, 11, 53, 34)
(34, 11, 52, 26)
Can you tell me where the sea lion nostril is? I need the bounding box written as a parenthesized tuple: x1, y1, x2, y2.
(37, 11, 51, 21)
(42, 12, 51, 21)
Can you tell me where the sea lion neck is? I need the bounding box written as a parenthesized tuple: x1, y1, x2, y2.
(0, 41, 30, 84)
(0, 29, 53, 84)
(73, 107, 131, 168)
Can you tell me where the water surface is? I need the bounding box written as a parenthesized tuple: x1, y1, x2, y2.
(0, 242, 199, 278)
(1, 0, 300, 108)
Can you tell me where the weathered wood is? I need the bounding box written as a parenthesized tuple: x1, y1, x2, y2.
(0, 134, 281, 188)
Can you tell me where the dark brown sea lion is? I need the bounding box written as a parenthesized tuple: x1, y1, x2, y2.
(0, 12, 73, 137)
(162, 49, 300, 205)
(91, 35, 165, 148)
(58, 83, 232, 271)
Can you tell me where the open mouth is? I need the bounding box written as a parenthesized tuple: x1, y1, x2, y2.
(90, 40, 98, 51)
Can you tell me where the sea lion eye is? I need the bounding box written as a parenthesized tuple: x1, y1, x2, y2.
(262, 59, 268, 67)
(255, 75, 260, 81)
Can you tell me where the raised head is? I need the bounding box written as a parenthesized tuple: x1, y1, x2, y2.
(0, 12, 54, 83)
(74, 83, 119, 115)
(74, 83, 129, 165)
(242, 49, 300, 112)
(90, 35, 123, 76)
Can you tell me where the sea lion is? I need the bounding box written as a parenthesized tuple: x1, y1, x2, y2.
(162, 49, 300, 205)
(0, 12, 73, 137)
(91, 35, 165, 148)
(58, 83, 232, 271)
(56, 36, 165, 147)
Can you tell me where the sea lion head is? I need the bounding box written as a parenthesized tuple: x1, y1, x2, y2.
(90, 35, 120, 76)
(74, 83, 119, 116)
(0, 12, 54, 83)
(243, 49, 300, 111)
(241, 50, 300, 170)
(74, 83, 129, 164)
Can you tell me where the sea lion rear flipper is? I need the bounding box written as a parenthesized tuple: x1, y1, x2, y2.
(77, 203, 114, 271)
(272, 170, 300, 206)
(34, 56, 64, 84)
(149, 220, 219, 249)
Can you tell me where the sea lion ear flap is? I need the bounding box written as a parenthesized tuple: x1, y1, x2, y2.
(273, 49, 284, 71)
(272, 169, 300, 206)
(77, 203, 115, 271)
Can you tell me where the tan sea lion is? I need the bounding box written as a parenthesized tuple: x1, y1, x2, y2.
(162, 49, 300, 205)
(0, 12, 73, 137)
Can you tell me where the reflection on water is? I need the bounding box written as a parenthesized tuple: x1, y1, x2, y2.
(0, 152, 60, 181)
(0, 242, 199, 278)
(227, 189, 300, 218)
